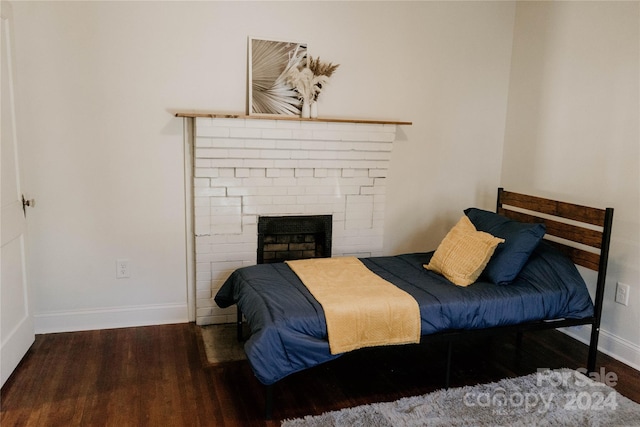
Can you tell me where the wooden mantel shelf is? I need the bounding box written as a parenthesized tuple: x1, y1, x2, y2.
(173, 111, 412, 126)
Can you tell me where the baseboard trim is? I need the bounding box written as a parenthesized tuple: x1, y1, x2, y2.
(560, 325, 640, 372)
(33, 303, 189, 334)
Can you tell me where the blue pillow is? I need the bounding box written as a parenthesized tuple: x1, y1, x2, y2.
(464, 208, 546, 285)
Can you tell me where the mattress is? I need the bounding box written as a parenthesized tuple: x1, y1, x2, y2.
(214, 241, 594, 385)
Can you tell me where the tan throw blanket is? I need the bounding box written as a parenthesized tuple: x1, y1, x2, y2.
(285, 257, 421, 355)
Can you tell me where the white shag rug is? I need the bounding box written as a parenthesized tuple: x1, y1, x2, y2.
(282, 369, 640, 427)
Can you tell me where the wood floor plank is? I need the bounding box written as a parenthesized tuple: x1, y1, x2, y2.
(1, 323, 638, 426)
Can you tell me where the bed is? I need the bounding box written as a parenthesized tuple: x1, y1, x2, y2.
(214, 188, 614, 419)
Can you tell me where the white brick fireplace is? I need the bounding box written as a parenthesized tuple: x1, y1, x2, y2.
(178, 113, 409, 325)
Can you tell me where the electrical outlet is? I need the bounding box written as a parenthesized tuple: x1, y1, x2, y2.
(116, 259, 130, 279)
(615, 282, 630, 306)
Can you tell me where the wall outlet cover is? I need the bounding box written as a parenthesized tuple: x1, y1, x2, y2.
(116, 259, 130, 279)
(615, 282, 630, 306)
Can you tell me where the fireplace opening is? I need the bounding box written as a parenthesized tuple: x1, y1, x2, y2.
(257, 215, 332, 264)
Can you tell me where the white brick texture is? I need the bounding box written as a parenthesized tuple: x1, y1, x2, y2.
(193, 117, 399, 325)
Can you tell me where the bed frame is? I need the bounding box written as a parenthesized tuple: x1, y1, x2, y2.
(498, 188, 614, 369)
(240, 188, 614, 419)
(422, 188, 614, 389)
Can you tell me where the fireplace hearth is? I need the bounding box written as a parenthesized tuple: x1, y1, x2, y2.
(257, 215, 332, 264)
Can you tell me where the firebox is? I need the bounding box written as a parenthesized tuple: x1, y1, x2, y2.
(257, 215, 332, 264)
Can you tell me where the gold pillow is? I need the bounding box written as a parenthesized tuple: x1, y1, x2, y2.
(424, 215, 504, 287)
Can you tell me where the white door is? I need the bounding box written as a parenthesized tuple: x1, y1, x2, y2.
(1, 0, 34, 388)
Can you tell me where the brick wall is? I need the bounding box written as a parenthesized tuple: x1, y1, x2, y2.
(193, 117, 398, 325)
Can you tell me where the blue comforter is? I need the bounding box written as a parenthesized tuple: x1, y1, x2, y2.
(214, 242, 594, 385)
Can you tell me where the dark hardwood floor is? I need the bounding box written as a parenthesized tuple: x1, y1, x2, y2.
(1, 323, 639, 426)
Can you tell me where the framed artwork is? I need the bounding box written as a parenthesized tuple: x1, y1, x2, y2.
(248, 37, 307, 116)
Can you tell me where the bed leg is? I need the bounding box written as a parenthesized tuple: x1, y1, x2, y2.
(514, 331, 524, 367)
(445, 340, 453, 389)
(265, 384, 274, 420)
(516, 331, 523, 356)
(587, 325, 600, 373)
(236, 308, 243, 342)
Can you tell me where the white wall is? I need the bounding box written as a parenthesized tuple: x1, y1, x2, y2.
(12, 1, 516, 333)
(502, 1, 640, 369)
